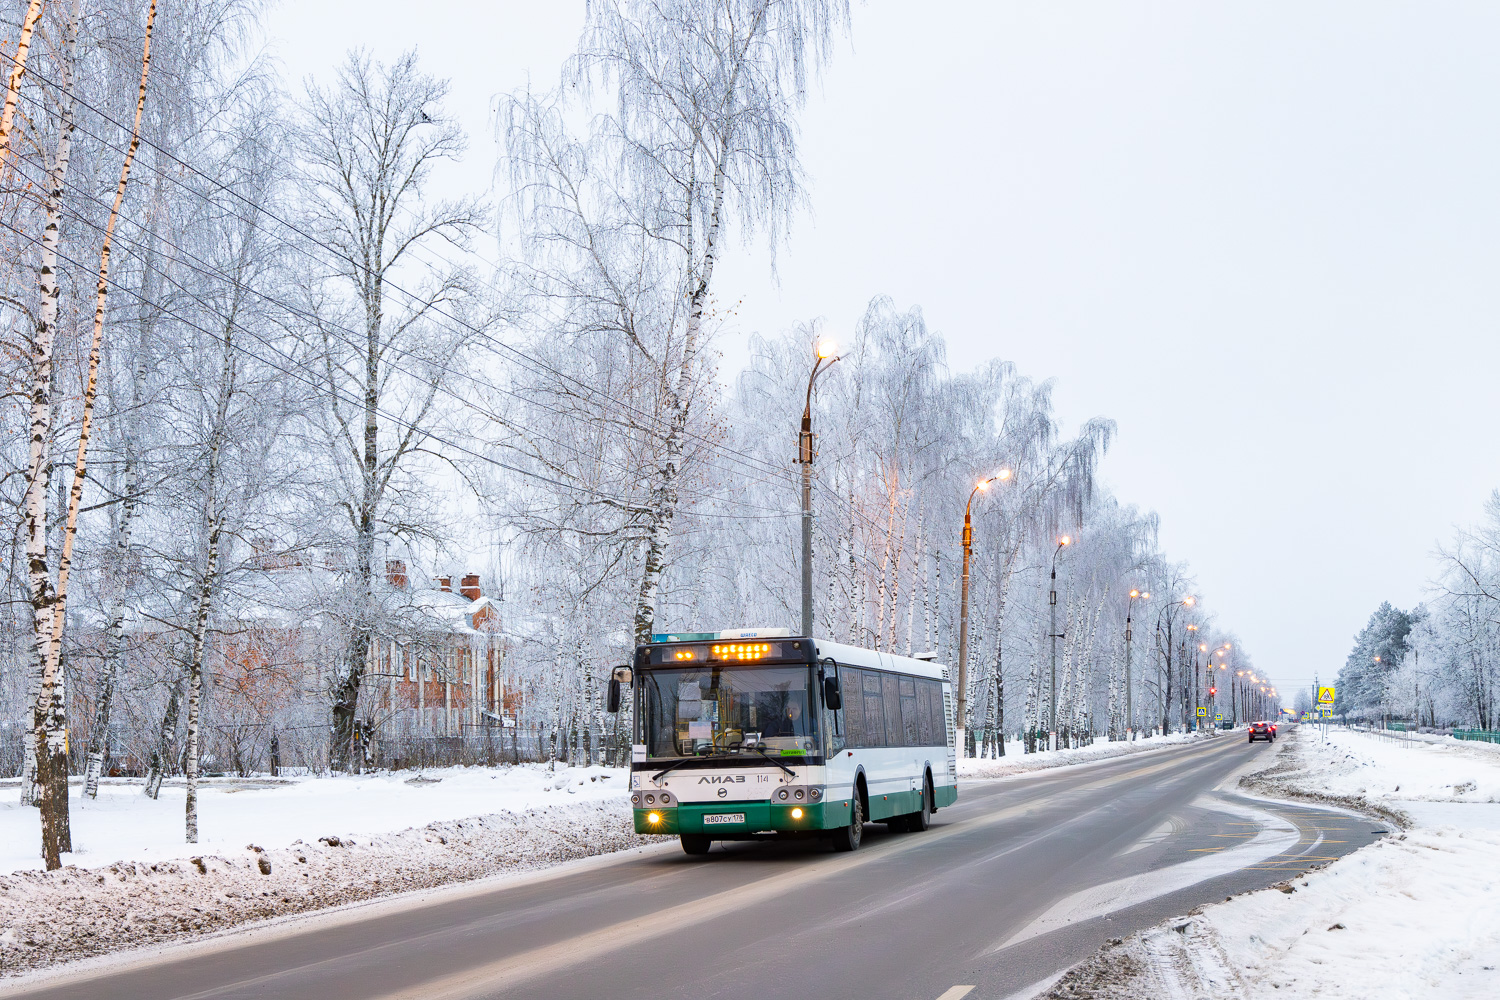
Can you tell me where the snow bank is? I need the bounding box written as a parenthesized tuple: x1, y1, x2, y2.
(0, 763, 623, 875)
(0, 764, 658, 977)
(0, 797, 656, 977)
(958, 731, 1202, 780)
(1041, 725, 1500, 999)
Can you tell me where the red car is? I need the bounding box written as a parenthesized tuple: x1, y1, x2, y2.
(1248, 721, 1275, 743)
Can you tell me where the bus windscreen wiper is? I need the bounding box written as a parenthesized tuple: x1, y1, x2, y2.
(651, 754, 717, 782)
(746, 744, 797, 777)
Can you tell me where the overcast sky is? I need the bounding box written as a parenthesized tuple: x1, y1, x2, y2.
(261, 1, 1500, 696)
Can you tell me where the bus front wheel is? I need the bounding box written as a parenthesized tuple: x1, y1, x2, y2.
(830, 792, 864, 852)
(680, 834, 712, 856)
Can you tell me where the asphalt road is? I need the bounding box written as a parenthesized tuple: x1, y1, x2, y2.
(4, 733, 1384, 1000)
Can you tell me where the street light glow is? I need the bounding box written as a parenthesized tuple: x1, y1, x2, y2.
(1060, 535, 1071, 546)
(996, 468, 1012, 480)
(1130, 589, 1139, 598)
(815, 339, 837, 359)
(1183, 596, 1195, 606)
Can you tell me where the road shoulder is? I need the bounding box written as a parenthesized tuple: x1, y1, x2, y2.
(1035, 726, 1500, 999)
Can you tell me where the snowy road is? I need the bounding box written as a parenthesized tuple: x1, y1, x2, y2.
(3, 734, 1383, 1000)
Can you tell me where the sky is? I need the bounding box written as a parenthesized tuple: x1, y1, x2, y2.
(259, 1, 1500, 697)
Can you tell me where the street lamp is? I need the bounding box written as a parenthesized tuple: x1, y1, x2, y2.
(956, 468, 1011, 755)
(1048, 534, 1072, 747)
(1124, 589, 1150, 740)
(797, 339, 839, 637)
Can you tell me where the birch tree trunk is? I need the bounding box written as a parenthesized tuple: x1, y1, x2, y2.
(0, 0, 46, 172)
(185, 311, 235, 842)
(27, 0, 156, 870)
(144, 671, 184, 800)
(631, 140, 728, 645)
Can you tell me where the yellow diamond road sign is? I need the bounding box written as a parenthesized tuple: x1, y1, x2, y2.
(1317, 686, 1336, 704)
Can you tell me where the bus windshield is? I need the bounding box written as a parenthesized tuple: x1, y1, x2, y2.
(641, 665, 819, 759)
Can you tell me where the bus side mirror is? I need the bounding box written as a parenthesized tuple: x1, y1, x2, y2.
(607, 665, 631, 713)
(823, 676, 842, 711)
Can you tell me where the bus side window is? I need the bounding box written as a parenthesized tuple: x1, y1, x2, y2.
(844, 668, 866, 748)
(881, 673, 902, 748)
(899, 676, 920, 746)
(863, 670, 886, 747)
(925, 680, 948, 744)
(915, 678, 934, 745)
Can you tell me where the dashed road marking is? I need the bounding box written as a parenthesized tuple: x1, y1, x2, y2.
(935, 987, 976, 1000)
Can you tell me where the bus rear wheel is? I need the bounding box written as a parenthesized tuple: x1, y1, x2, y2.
(830, 792, 864, 852)
(908, 776, 932, 832)
(680, 834, 712, 855)
(891, 776, 932, 833)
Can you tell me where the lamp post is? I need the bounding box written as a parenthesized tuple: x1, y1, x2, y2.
(1125, 589, 1150, 740)
(956, 469, 1010, 756)
(1047, 535, 1073, 747)
(798, 339, 839, 637)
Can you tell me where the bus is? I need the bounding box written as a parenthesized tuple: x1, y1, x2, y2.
(609, 630, 958, 854)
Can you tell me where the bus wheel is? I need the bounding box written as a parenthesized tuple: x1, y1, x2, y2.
(680, 835, 712, 856)
(830, 792, 864, 852)
(908, 776, 933, 832)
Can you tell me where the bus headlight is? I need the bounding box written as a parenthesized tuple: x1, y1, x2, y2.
(647, 812, 662, 825)
(809, 787, 822, 801)
(791, 807, 804, 819)
(776, 788, 789, 800)
(631, 793, 641, 807)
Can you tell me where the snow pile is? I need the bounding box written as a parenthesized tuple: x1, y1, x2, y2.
(1042, 725, 1500, 999)
(1291, 728, 1500, 806)
(0, 763, 623, 875)
(0, 798, 655, 977)
(958, 731, 1202, 780)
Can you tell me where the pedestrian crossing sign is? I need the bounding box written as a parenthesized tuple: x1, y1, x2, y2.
(1196, 707, 1207, 717)
(1215, 714, 1223, 722)
(1317, 686, 1336, 704)
(1320, 705, 1332, 717)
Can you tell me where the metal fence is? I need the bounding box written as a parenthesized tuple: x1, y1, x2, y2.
(1453, 728, 1500, 745)
(0, 721, 629, 781)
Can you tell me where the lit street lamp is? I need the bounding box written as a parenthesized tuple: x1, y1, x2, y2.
(797, 339, 839, 636)
(1124, 589, 1150, 740)
(956, 469, 1011, 755)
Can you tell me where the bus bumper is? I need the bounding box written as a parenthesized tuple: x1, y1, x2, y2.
(633, 799, 849, 837)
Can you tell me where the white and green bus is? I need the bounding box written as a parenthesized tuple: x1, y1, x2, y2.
(610, 630, 958, 854)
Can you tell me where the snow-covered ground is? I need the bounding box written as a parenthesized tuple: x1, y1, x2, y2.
(0, 764, 624, 875)
(958, 731, 1201, 780)
(1042, 725, 1500, 999)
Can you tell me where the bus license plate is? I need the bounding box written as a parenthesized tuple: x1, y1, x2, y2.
(704, 813, 744, 825)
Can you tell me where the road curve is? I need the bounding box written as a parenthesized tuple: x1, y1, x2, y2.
(2, 734, 1382, 1000)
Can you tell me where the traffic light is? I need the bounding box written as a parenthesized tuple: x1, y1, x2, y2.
(1208, 687, 1217, 696)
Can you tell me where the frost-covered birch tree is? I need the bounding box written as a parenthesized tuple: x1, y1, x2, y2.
(297, 50, 486, 770)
